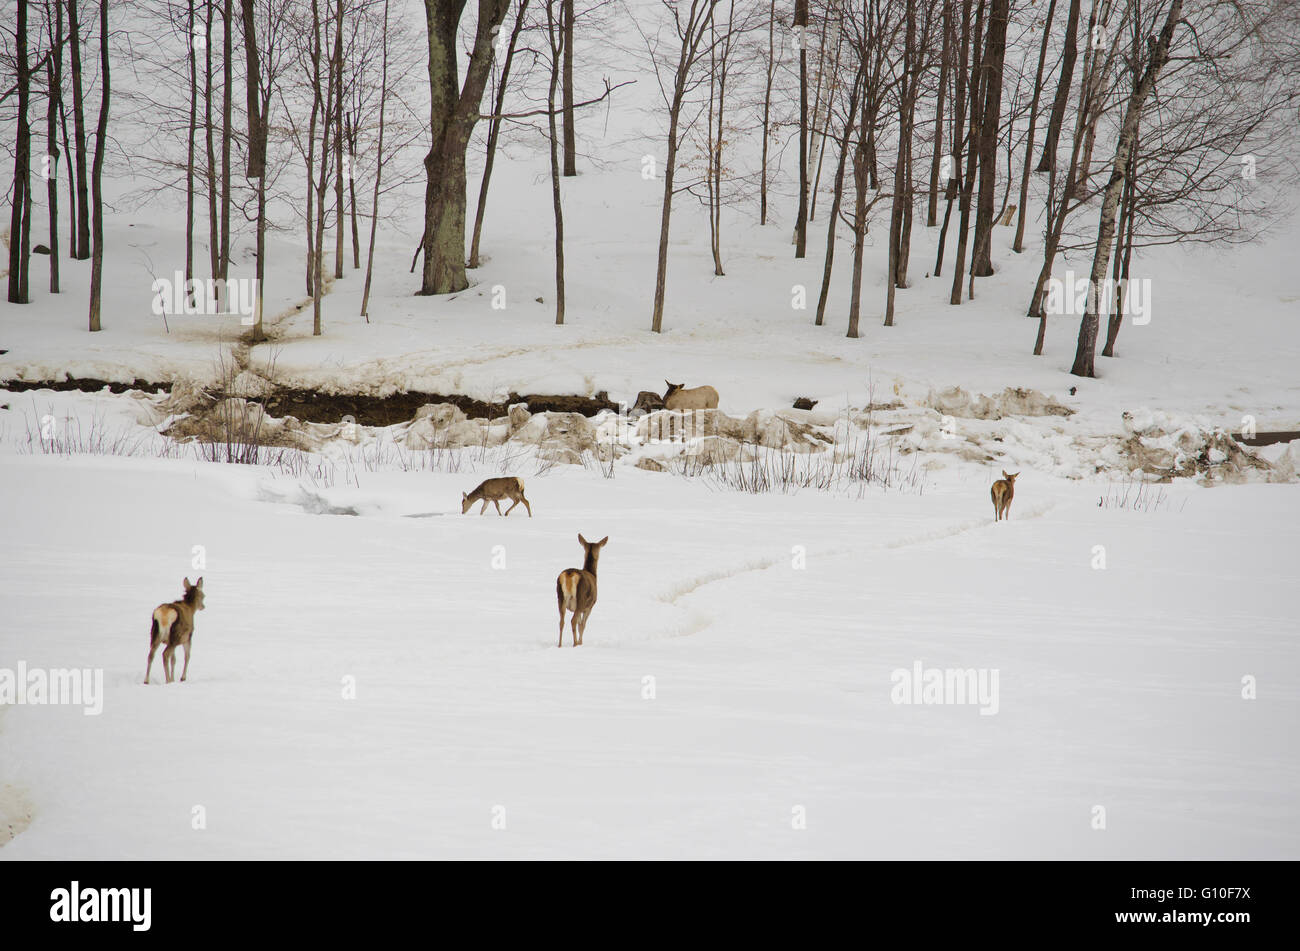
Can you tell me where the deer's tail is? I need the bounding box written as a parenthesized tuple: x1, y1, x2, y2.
(558, 571, 580, 612)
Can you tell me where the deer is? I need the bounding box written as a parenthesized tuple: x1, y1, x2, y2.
(991, 471, 1019, 521)
(145, 577, 205, 684)
(462, 476, 532, 517)
(662, 381, 720, 411)
(556, 534, 608, 647)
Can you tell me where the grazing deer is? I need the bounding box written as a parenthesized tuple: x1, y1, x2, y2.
(991, 471, 1019, 521)
(662, 381, 720, 411)
(556, 534, 608, 647)
(145, 577, 205, 684)
(462, 476, 532, 517)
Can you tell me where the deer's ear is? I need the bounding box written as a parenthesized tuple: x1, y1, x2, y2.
(462, 492, 467, 500)
(196, 577, 204, 589)
(183, 577, 191, 589)
(1002, 470, 1010, 479)
(578, 533, 588, 546)
(597, 536, 609, 547)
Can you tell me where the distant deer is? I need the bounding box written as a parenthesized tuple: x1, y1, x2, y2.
(145, 577, 205, 684)
(556, 534, 608, 647)
(462, 476, 532, 517)
(991, 471, 1019, 521)
(663, 381, 720, 411)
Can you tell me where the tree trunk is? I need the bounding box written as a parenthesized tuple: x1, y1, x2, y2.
(333, 0, 345, 280)
(419, 0, 512, 297)
(46, 0, 62, 294)
(794, 0, 809, 257)
(361, 0, 390, 320)
(1071, 0, 1180, 378)
(68, 0, 91, 261)
(8, 0, 31, 305)
(88, 0, 109, 331)
(1036, 0, 1079, 172)
(220, 0, 233, 311)
(205, 0, 220, 294)
(971, 0, 1008, 277)
(562, 0, 576, 176)
(241, 0, 264, 177)
(846, 98, 869, 339)
(934, 0, 971, 277)
(187, 0, 198, 301)
(949, 0, 986, 304)
(927, 0, 951, 227)
(759, 0, 775, 224)
(815, 65, 863, 326)
(469, 0, 529, 269)
(547, 0, 566, 323)
(1014, 0, 1057, 252)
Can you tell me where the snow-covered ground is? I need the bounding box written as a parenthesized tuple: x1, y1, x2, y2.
(0, 393, 1297, 859)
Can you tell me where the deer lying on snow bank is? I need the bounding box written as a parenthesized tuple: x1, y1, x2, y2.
(991, 471, 1019, 521)
(462, 477, 532, 517)
(145, 577, 205, 684)
(663, 381, 719, 411)
(556, 534, 608, 647)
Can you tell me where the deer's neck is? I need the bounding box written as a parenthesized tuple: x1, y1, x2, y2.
(582, 555, 599, 577)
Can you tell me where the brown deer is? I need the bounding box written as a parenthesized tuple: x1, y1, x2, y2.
(991, 471, 1019, 521)
(663, 381, 720, 411)
(462, 476, 532, 517)
(556, 534, 608, 647)
(145, 577, 205, 684)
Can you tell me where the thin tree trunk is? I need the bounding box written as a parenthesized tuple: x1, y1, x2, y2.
(794, 0, 809, 257)
(241, 0, 264, 177)
(47, 0, 62, 294)
(562, 0, 576, 176)
(333, 0, 345, 279)
(469, 0, 529, 269)
(68, 0, 91, 260)
(927, 0, 951, 227)
(971, 0, 1008, 277)
(347, 113, 361, 269)
(759, 0, 775, 224)
(935, 0, 971, 276)
(1014, 0, 1057, 252)
(187, 0, 198, 301)
(87, 0, 109, 331)
(949, 0, 986, 304)
(8, 0, 31, 304)
(1037, 0, 1079, 172)
(846, 97, 869, 339)
(205, 1, 220, 294)
(546, 0, 566, 324)
(360, 0, 390, 319)
(220, 0, 233, 310)
(815, 65, 863, 326)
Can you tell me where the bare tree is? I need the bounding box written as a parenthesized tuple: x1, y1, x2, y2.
(8, 0, 33, 304)
(647, 0, 720, 332)
(416, 0, 512, 296)
(87, 0, 108, 331)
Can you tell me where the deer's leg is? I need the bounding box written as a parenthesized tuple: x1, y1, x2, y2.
(493, 499, 503, 515)
(480, 499, 489, 514)
(180, 640, 192, 682)
(504, 498, 519, 516)
(145, 642, 158, 684)
(161, 646, 173, 684)
(557, 605, 566, 648)
(523, 498, 532, 518)
(570, 612, 580, 647)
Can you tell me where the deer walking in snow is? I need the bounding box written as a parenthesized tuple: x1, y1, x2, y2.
(462, 477, 532, 517)
(556, 534, 608, 647)
(991, 471, 1019, 521)
(145, 577, 205, 684)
